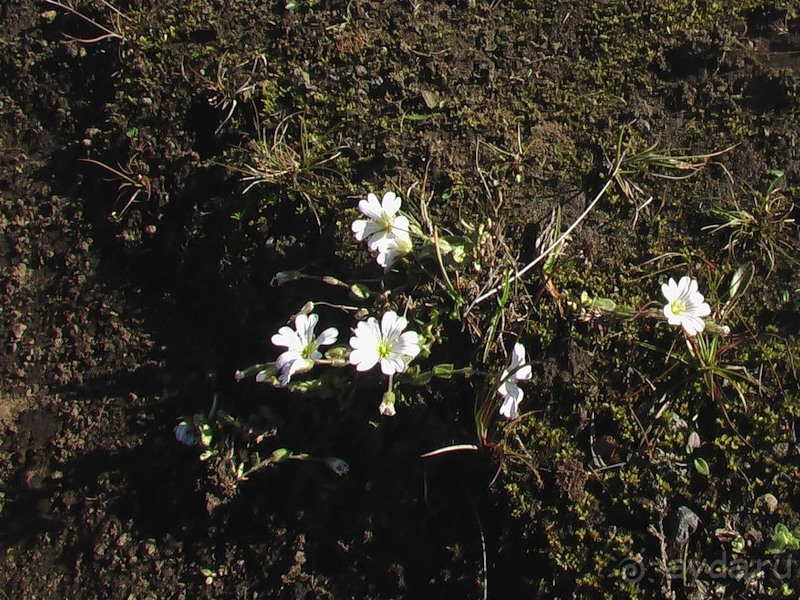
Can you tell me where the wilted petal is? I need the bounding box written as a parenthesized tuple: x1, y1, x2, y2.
(174, 422, 197, 446)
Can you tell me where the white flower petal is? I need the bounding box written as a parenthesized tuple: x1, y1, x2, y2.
(358, 193, 384, 220)
(350, 318, 381, 349)
(515, 364, 533, 381)
(381, 191, 400, 216)
(280, 356, 314, 385)
(376, 243, 403, 268)
(682, 316, 706, 336)
(316, 327, 338, 346)
(662, 278, 678, 302)
(510, 343, 526, 369)
(351, 218, 368, 241)
(381, 311, 406, 341)
(361, 221, 383, 244)
(381, 353, 407, 375)
(276, 349, 300, 371)
(497, 375, 510, 397)
(366, 229, 394, 252)
(349, 347, 380, 371)
(392, 215, 411, 239)
(499, 382, 524, 419)
(682, 276, 698, 297)
(271, 326, 302, 350)
(396, 331, 420, 358)
(296, 313, 318, 343)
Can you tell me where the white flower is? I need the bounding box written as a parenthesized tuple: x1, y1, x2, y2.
(661, 276, 711, 336)
(351, 191, 411, 252)
(376, 234, 413, 268)
(271, 313, 338, 385)
(349, 311, 421, 375)
(498, 342, 532, 419)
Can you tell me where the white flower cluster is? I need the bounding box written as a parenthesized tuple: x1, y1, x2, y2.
(270, 310, 421, 386)
(351, 191, 413, 267)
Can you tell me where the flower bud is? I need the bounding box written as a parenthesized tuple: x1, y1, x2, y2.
(378, 391, 396, 417)
(432, 363, 454, 379)
(322, 275, 347, 288)
(271, 270, 302, 286)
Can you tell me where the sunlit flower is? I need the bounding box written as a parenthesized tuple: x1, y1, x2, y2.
(661, 276, 711, 336)
(376, 234, 414, 268)
(271, 313, 338, 385)
(498, 342, 532, 419)
(351, 191, 411, 252)
(349, 311, 420, 375)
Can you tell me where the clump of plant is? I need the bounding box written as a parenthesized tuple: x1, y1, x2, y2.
(225, 113, 345, 223)
(704, 170, 797, 273)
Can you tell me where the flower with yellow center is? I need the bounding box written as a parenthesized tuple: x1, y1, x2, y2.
(271, 313, 338, 386)
(661, 276, 711, 336)
(348, 311, 421, 375)
(351, 192, 412, 261)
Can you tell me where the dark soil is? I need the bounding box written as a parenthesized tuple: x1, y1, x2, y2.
(3, 1, 800, 598)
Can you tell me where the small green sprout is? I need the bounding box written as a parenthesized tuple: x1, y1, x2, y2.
(766, 524, 800, 554)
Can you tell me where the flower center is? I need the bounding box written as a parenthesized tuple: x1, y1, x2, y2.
(376, 339, 393, 359)
(379, 212, 394, 232)
(670, 298, 687, 316)
(301, 343, 317, 360)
